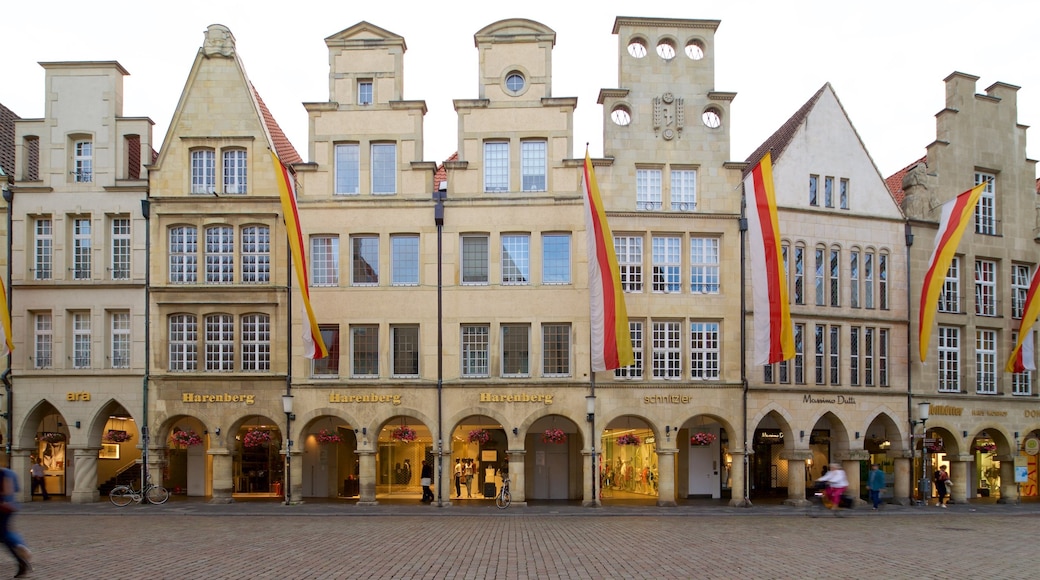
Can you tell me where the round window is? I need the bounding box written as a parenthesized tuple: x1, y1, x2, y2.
(611, 106, 632, 126)
(656, 40, 676, 60)
(685, 40, 705, 60)
(702, 108, 722, 129)
(627, 39, 647, 58)
(505, 73, 525, 94)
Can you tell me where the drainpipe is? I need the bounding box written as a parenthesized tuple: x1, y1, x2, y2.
(434, 189, 445, 506)
(904, 221, 914, 505)
(141, 197, 151, 489)
(3, 175, 14, 465)
(738, 212, 750, 507)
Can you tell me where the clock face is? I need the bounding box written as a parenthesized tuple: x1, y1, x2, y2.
(611, 107, 632, 126)
(627, 40, 647, 58)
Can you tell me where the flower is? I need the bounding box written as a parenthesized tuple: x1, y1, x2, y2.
(542, 428, 567, 444)
(468, 429, 490, 444)
(973, 442, 997, 453)
(616, 434, 641, 446)
(690, 432, 717, 446)
(38, 432, 65, 444)
(391, 426, 416, 442)
(243, 429, 272, 448)
(104, 430, 133, 443)
(170, 429, 203, 447)
(925, 441, 944, 453)
(316, 429, 342, 444)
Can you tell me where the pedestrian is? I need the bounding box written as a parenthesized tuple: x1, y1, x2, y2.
(419, 460, 434, 502)
(29, 458, 49, 501)
(0, 465, 32, 577)
(934, 464, 950, 508)
(867, 463, 885, 510)
(454, 459, 462, 498)
(815, 462, 848, 511)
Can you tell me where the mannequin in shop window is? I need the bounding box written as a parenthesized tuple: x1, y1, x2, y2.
(402, 459, 412, 485)
(454, 459, 462, 498)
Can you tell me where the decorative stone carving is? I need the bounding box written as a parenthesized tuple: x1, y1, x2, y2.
(653, 93, 685, 140)
(203, 24, 236, 58)
(900, 162, 933, 217)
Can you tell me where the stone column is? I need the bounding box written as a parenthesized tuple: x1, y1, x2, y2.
(581, 449, 600, 507)
(948, 455, 970, 504)
(208, 448, 234, 504)
(71, 447, 101, 503)
(728, 450, 748, 507)
(997, 456, 1020, 504)
(507, 449, 526, 506)
(780, 449, 811, 507)
(836, 450, 870, 508)
(357, 450, 377, 505)
(892, 456, 912, 505)
(288, 449, 303, 504)
(655, 448, 677, 507)
(11, 449, 32, 503)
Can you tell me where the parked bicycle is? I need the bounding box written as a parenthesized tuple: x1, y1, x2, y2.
(109, 475, 170, 506)
(496, 476, 511, 509)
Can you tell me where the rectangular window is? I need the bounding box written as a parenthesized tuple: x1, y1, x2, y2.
(73, 218, 92, 280)
(764, 364, 774, 384)
(1011, 331, 1033, 395)
(190, 149, 216, 194)
(809, 175, 818, 206)
(829, 325, 840, 385)
(690, 237, 720, 293)
(72, 312, 91, 369)
(824, 176, 834, 208)
(938, 326, 960, 392)
(74, 140, 93, 182)
(358, 80, 373, 105)
(110, 311, 130, 369)
(794, 247, 804, 305)
(461, 235, 489, 284)
(850, 327, 860, 386)
(520, 141, 546, 192)
(461, 325, 489, 378)
(793, 324, 805, 384)
(241, 226, 271, 284)
(636, 169, 662, 210)
(878, 328, 889, 387)
(501, 234, 530, 285)
(169, 314, 198, 372)
(222, 149, 248, 194)
(652, 236, 681, 293)
(312, 326, 340, 377)
(371, 143, 396, 194)
(690, 321, 720, 380)
(976, 329, 997, 394)
(484, 142, 509, 192)
(204, 314, 234, 372)
(542, 324, 571, 377)
(169, 226, 198, 284)
(311, 236, 340, 286)
(940, 257, 960, 313)
(670, 169, 696, 211)
(501, 324, 530, 377)
(974, 172, 996, 235)
(864, 252, 874, 309)
(864, 327, 875, 386)
(814, 324, 825, 385)
(350, 325, 379, 378)
(975, 259, 996, 316)
(110, 218, 131, 280)
(879, 253, 888, 310)
(541, 234, 571, 284)
(615, 236, 643, 292)
(850, 251, 859, 308)
(829, 249, 840, 307)
(334, 143, 360, 195)
(391, 325, 419, 377)
(391, 234, 419, 286)
(205, 226, 234, 284)
(1012, 264, 1031, 319)
(351, 235, 379, 286)
(241, 314, 271, 372)
(34, 313, 53, 369)
(616, 321, 643, 379)
(34, 218, 53, 280)
(814, 248, 825, 306)
(652, 321, 682, 379)
(839, 178, 849, 210)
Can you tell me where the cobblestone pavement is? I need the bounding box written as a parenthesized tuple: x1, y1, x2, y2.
(8, 499, 1040, 579)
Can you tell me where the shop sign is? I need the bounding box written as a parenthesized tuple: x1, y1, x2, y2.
(1014, 456, 1028, 483)
(67, 392, 91, 401)
(480, 392, 553, 405)
(1024, 437, 1040, 456)
(930, 404, 962, 416)
(755, 430, 784, 444)
(1024, 410, 1040, 418)
(329, 393, 402, 405)
(972, 409, 1008, 417)
(181, 392, 255, 405)
(643, 394, 693, 404)
(802, 394, 856, 405)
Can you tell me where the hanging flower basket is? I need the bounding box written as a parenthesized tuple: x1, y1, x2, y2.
(170, 429, 203, 447)
(973, 442, 996, 453)
(690, 432, 717, 446)
(104, 430, 133, 443)
(391, 426, 416, 442)
(616, 434, 641, 446)
(468, 429, 491, 444)
(38, 432, 66, 444)
(243, 429, 272, 448)
(316, 429, 342, 444)
(542, 428, 567, 444)
(925, 441, 944, 453)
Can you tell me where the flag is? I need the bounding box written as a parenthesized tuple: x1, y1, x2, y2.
(582, 150, 633, 372)
(0, 275, 12, 356)
(744, 152, 794, 365)
(272, 151, 328, 359)
(1007, 266, 1040, 372)
(918, 182, 987, 362)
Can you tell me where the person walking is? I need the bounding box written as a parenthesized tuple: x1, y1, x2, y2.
(867, 463, 885, 511)
(816, 462, 848, 511)
(419, 460, 434, 503)
(29, 458, 49, 501)
(0, 466, 32, 577)
(934, 464, 950, 508)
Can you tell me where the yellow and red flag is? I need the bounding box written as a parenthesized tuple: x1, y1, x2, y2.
(272, 151, 328, 359)
(744, 152, 794, 365)
(0, 275, 13, 356)
(1007, 266, 1039, 372)
(918, 182, 987, 362)
(582, 150, 633, 371)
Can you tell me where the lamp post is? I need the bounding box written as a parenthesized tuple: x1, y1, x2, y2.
(910, 401, 930, 505)
(282, 393, 295, 505)
(586, 394, 596, 506)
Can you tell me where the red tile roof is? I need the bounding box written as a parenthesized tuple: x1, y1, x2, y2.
(251, 83, 301, 165)
(434, 152, 458, 191)
(884, 155, 927, 208)
(0, 101, 19, 179)
(744, 84, 827, 171)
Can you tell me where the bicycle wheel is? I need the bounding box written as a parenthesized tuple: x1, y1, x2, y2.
(109, 486, 134, 507)
(146, 485, 170, 505)
(496, 489, 510, 509)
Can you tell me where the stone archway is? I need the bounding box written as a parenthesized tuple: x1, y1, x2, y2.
(298, 415, 358, 499)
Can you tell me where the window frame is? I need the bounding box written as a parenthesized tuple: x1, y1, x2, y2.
(34, 313, 53, 369)
(975, 329, 997, 394)
(461, 235, 489, 285)
(390, 234, 419, 286)
(34, 218, 53, 281)
(636, 168, 663, 210)
(461, 324, 490, 378)
(73, 140, 93, 183)
(350, 235, 380, 286)
(168, 313, 198, 372)
(370, 142, 397, 195)
(222, 148, 248, 194)
(334, 143, 360, 195)
(350, 325, 379, 378)
(670, 168, 697, 211)
(501, 324, 530, 377)
(204, 225, 234, 284)
(520, 140, 546, 192)
(312, 325, 340, 377)
(690, 321, 720, 380)
(974, 259, 997, 317)
(1012, 264, 1031, 319)
(615, 320, 644, 379)
(651, 236, 681, 294)
(391, 325, 420, 378)
(241, 313, 271, 372)
(190, 149, 216, 194)
(541, 233, 571, 285)
(651, 320, 682, 380)
(357, 79, 373, 105)
(615, 235, 643, 292)
(974, 172, 996, 235)
(940, 256, 961, 313)
(937, 325, 960, 392)
(169, 226, 198, 284)
(501, 234, 530, 285)
(204, 313, 234, 372)
(690, 237, 720, 294)
(110, 217, 131, 280)
(484, 141, 510, 193)
(241, 225, 271, 284)
(72, 311, 91, 369)
(72, 217, 92, 280)
(110, 311, 131, 369)
(542, 323, 571, 377)
(310, 235, 340, 287)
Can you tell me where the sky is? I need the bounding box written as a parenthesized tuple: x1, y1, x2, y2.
(2, 0, 1037, 179)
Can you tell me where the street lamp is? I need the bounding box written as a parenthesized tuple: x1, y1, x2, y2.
(282, 393, 295, 505)
(910, 401, 930, 505)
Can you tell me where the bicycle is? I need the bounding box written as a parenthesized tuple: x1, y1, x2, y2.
(109, 475, 170, 506)
(496, 476, 511, 509)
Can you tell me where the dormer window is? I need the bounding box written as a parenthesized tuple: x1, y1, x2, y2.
(358, 80, 373, 105)
(73, 140, 93, 182)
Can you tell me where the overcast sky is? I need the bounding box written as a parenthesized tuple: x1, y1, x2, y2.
(2, 0, 1036, 179)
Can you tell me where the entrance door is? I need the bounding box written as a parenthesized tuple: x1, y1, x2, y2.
(688, 446, 718, 497)
(532, 445, 569, 499)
